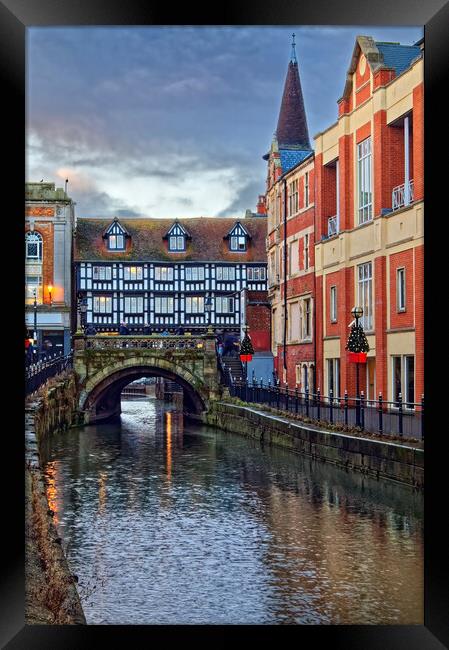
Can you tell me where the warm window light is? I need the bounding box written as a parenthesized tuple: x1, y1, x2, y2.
(48, 285, 53, 305)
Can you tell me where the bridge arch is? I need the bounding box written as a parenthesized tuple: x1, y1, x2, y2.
(79, 358, 208, 423)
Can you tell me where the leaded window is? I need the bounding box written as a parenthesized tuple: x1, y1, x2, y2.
(25, 232, 43, 261)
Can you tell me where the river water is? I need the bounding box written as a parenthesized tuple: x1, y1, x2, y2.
(41, 398, 423, 625)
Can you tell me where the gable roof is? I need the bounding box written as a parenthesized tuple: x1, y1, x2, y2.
(74, 217, 268, 263)
(341, 35, 422, 99)
(163, 220, 192, 239)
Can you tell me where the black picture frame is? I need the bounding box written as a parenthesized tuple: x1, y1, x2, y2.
(4, 0, 449, 647)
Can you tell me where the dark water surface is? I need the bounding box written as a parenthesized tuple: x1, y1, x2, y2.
(41, 399, 423, 625)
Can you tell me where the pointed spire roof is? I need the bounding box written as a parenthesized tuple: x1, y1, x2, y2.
(276, 33, 310, 150)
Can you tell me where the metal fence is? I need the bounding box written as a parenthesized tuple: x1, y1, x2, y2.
(221, 365, 424, 441)
(25, 351, 73, 397)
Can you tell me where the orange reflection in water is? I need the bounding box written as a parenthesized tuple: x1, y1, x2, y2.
(166, 411, 172, 481)
(98, 471, 107, 515)
(45, 461, 59, 526)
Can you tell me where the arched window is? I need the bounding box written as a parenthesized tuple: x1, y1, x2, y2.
(25, 231, 43, 261)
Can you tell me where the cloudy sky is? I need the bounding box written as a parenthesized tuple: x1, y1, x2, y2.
(26, 26, 423, 219)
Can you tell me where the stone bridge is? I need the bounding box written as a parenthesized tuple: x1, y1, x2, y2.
(73, 333, 221, 424)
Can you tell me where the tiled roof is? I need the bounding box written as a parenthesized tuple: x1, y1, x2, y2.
(279, 148, 313, 174)
(375, 42, 422, 76)
(74, 217, 268, 263)
(276, 60, 310, 149)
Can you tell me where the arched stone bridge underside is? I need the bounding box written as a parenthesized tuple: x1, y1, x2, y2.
(73, 335, 220, 424)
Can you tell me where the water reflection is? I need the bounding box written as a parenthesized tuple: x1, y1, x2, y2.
(41, 398, 423, 625)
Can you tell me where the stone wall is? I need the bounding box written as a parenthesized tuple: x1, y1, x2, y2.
(25, 372, 86, 624)
(204, 402, 423, 489)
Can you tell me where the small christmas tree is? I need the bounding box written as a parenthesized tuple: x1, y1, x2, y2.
(239, 332, 254, 359)
(346, 323, 370, 353)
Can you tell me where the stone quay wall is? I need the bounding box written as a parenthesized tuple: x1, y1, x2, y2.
(25, 373, 86, 624)
(204, 402, 424, 489)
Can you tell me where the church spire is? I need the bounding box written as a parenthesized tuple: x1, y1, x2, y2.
(276, 34, 310, 150)
(290, 32, 297, 63)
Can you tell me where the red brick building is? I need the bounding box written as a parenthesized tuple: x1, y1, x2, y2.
(264, 36, 316, 388)
(264, 35, 424, 406)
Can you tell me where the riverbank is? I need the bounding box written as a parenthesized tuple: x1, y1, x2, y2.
(25, 374, 86, 625)
(204, 401, 423, 489)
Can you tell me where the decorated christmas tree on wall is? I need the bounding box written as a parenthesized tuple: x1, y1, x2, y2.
(345, 322, 369, 362)
(239, 332, 254, 361)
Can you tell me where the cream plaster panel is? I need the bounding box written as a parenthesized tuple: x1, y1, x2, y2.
(322, 236, 343, 269)
(387, 331, 415, 359)
(322, 143, 339, 166)
(385, 204, 423, 248)
(387, 94, 413, 124)
(385, 60, 423, 109)
(315, 244, 323, 273)
(366, 335, 376, 354)
(372, 87, 387, 114)
(347, 221, 375, 260)
(324, 338, 340, 358)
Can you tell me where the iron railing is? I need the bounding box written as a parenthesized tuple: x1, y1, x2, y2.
(25, 351, 73, 396)
(392, 179, 414, 211)
(223, 372, 424, 441)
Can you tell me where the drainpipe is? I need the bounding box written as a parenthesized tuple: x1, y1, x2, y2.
(336, 158, 340, 234)
(404, 115, 410, 205)
(283, 178, 288, 374)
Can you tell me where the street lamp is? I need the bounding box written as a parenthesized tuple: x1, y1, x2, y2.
(346, 305, 369, 427)
(33, 288, 39, 360)
(47, 284, 53, 306)
(80, 296, 88, 332)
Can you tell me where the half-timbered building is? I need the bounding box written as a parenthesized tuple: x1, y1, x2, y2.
(74, 216, 268, 333)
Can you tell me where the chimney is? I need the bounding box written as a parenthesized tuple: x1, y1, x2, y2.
(256, 195, 267, 215)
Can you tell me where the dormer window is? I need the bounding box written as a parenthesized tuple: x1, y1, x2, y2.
(103, 219, 128, 251)
(226, 221, 249, 252)
(164, 221, 190, 252)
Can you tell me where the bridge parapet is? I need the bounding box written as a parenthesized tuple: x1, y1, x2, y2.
(73, 333, 220, 423)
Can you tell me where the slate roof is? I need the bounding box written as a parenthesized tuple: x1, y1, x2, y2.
(74, 217, 268, 263)
(279, 148, 314, 174)
(375, 42, 422, 76)
(276, 60, 310, 149)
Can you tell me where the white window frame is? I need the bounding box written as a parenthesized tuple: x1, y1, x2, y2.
(304, 234, 310, 271)
(124, 266, 143, 281)
(216, 267, 235, 281)
(186, 296, 204, 313)
(215, 297, 234, 313)
(300, 297, 312, 341)
(304, 171, 309, 208)
(93, 296, 112, 313)
(357, 136, 373, 224)
(327, 358, 340, 398)
(108, 234, 125, 250)
(397, 267, 406, 312)
(358, 262, 373, 331)
(124, 296, 144, 313)
(391, 355, 415, 409)
(25, 232, 43, 261)
(93, 266, 112, 280)
(155, 267, 174, 281)
(25, 275, 43, 305)
(185, 267, 205, 281)
(330, 286, 337, 323)
(154, 296, 174, 314)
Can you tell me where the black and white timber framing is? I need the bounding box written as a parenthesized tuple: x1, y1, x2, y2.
(76, 261, 267, 331)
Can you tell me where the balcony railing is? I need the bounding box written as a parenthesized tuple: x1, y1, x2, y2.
(392, 180, 414, 211)
(328, 215, 338, 237)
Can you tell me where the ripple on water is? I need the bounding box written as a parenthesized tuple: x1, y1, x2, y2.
(44, 399, 424, 625)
